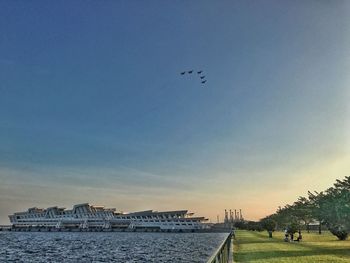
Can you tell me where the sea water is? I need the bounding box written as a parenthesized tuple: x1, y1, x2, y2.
(0, 232, 227, 262)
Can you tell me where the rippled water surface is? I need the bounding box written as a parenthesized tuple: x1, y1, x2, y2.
(0, 232, 228, 262)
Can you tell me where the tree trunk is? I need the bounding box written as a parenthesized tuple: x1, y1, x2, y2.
(268, 230, 272, 238)
(318, 223, 322, 234)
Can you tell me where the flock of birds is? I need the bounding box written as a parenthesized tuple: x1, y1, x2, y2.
(180, 69, 207, 85)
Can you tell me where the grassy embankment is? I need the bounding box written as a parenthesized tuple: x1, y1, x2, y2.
(233, 230, 350, 262)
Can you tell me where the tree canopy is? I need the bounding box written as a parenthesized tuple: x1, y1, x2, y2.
(261, 176, 350, 240)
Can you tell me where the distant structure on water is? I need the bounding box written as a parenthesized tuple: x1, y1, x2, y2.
(7, 203, 209, 232)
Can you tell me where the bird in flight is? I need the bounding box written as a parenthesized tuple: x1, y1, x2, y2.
(179, 69, 207, 86)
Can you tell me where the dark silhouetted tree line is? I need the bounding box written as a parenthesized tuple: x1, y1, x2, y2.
(236, 176, 350, 240)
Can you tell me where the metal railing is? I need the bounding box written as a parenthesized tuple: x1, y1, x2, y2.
(207, 232, 233, 263)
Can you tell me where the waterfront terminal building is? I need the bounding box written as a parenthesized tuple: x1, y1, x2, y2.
(8, 203, 209, 232)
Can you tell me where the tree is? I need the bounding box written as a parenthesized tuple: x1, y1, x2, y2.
(286, 220, 299, 237)
(308, 191, 324, 234)
(246, 221, 263, 231)
(234, 220, 246, 230)
(270, 206, 291, 230)
(261, 218, 277, 238)
(262, 176, 350, 241)
(309, 176, 350, 240)
(292, 197, 313, 233)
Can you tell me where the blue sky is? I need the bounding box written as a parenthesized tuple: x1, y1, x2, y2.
(1, 1, 349, 223)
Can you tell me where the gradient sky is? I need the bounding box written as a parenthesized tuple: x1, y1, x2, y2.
(1, 1, 349, 224)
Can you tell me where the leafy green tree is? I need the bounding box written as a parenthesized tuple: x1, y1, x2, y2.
(292, 197, 313, 233)
(308, 191, 324, 234)
(309, 176, 350, 240)
(261, 218, 277, 238)
(270, 206, 291, 230)
(263, 176, 350, 241)
(286, 221, 299, 235)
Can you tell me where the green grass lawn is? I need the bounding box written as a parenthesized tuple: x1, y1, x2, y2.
(233, 230, 350, 262)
